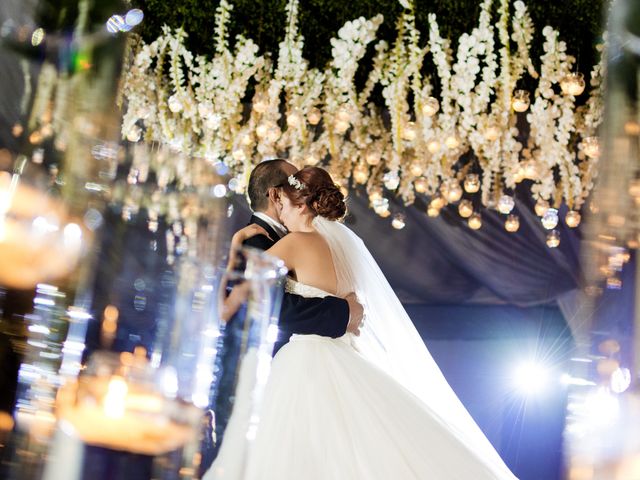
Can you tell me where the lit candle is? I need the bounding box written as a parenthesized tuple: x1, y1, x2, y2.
(511, 90, 530, 112)
(352, 164, 369, 184)
(402, 122, 417, 141)
(414, 177, 428, 194)
(546, 230, 560, 248)
(307, 107, 322, 126)
(458, 200, 473, 218)
(427, 140, 440, 154)
(505, 214, 520, 232)
(0, 172, 87, 289)
(565, 210, 581, 228)
(286, 109, 303, 128)
(582, 136, 600, 159)
(421, 97, 439, 117)
(468, 213, 482, 230)
(463, 174, 480, 193)
(430, 194, 446, 210)
(365, 148, 381, 166)
(542, 208, 559, 230)
(391, 214, 406, 230)
(409, 162, 423, 177)
(498, 195, 515, 214)
(56, 375, 202, 455)
(560, 72, 585, 96)
(426, 205, 440, 217)
(446, 182, 463, 203)
(484, 124, 501, 142)
(368, 187, 383, 202)
(445, 135, 459, 149)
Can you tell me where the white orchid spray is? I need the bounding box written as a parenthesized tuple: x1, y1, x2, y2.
(118, 0, 604, 233)
(453, 0, 498, 198)
(275, 0, 325, 164)
(573, 39, 605, 208)
(322, 14, 383, 181)
(528, 26, 578, 207)
(199, 0, 263, 165)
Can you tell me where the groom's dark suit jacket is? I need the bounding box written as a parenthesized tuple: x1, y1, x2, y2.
(244, 214, 350, 352)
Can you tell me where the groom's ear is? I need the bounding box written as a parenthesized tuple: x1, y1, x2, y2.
(266, 187, 280, 204)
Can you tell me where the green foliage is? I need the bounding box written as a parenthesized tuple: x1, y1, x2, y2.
(35, 0, 129, 32)
(136, 0, 606, 76)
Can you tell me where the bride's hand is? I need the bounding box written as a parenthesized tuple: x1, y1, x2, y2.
(345, 292, 364, 336)
(231, 224, 272, 247)
(227, 225, 273, 270)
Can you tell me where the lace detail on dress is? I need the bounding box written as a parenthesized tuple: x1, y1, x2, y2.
(284, 278, 332, 299)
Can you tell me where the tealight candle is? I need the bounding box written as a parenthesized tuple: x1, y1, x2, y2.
(0, 172, 87, 289)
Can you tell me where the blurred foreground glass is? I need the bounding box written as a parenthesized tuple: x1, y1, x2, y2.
(565, 1, 640, 479)
(0, 0, 130, 477)
(0, 0, 128, 289)
(199, 247, 286, 479)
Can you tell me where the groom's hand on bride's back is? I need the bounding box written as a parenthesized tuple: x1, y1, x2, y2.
(345, 293, 364, 336)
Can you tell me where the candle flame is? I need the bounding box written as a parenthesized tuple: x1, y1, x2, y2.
(103, 375, 128, 418)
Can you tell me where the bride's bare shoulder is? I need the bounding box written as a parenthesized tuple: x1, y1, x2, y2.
(276, 231, 325, 251)
(286, 231, 323, 243)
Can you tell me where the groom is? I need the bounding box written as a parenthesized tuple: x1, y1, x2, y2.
(245, 158, 362, 351)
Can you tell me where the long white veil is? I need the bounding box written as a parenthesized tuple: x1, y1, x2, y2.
(313, 216, 516, 478)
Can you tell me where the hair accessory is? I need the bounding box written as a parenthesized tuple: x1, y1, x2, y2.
(288, 175, 305, 190)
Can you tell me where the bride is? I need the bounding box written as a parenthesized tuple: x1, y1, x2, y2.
(222, 166, 517, 479)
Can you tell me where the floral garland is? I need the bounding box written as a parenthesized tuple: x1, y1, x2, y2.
(119, 0, 604, 235)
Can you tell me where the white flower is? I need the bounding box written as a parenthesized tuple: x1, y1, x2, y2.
(288, 175, 304, 190)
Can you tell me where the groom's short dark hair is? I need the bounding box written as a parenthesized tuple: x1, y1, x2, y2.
(247, 159, 290, 212)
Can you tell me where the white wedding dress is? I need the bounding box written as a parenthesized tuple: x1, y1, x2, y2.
(241, 217, 518, 480)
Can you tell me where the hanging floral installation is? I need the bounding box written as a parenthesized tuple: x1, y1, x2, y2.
(119, 0, 604, 242)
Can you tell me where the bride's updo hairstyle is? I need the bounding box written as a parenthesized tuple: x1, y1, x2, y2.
(280, 167, 346, 221)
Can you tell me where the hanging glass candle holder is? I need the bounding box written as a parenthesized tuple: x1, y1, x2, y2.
(427, 205, 440, 217)
(560, 72, 586, 96)
(535, 199, 549, 217)
(511, 90, 531, 112)
(285, 109, 303, 128)
(391, 213, 406, 230)
(307, 107, 322, 126)
(582, 136, 601, 158)
(546, 230, 561, 248)
(484, 124, 501, 141)
(446, 182, 463, 203)
(421, 96, 440, 117)
(368, 186, 383, 202)
(427, 140, 441, 154)
(542, 208, 559, 230)
(464, 174, 480, 193)
(352, 163, 369, 184)
(409, 161, 423, 177)
(430, 194, 446, 210)
(414, 177, 428, 194)
(372, 198, 390, 216)
(445, 135, 460, 149)
(252, 92, 269, 114)
(383, 171, 400, 190)
(565, 210, 582, 228)
(458, 200, 473, 218)
(468, 213, 482, 230)
(523, 160, 539, 180)
(498, 195, 515, 214)
(505, 214, 520, 233)
(402, 122, 417, 142)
